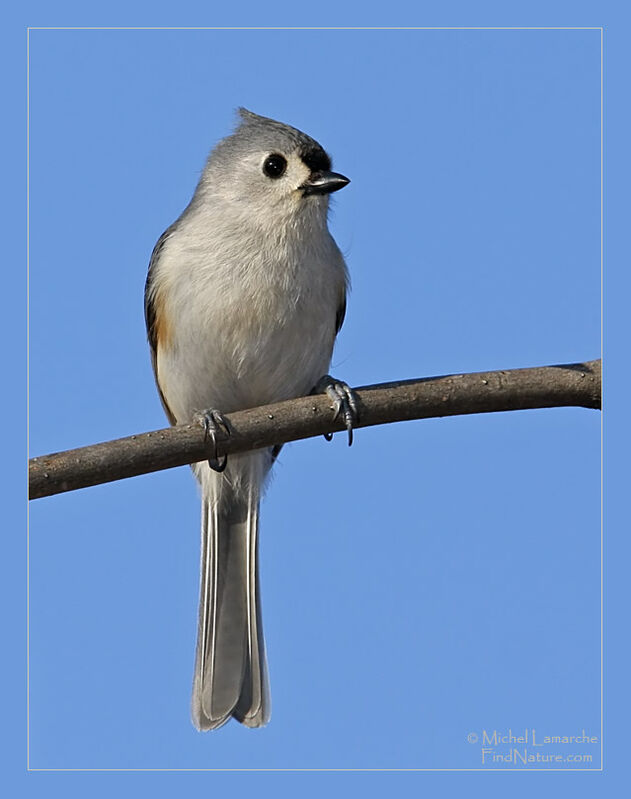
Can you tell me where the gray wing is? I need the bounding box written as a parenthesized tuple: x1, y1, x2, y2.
(144, 227, 177, 425)
(335, 294, 347, 335)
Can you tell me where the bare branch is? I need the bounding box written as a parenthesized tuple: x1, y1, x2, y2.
(29, 359, 601, 500)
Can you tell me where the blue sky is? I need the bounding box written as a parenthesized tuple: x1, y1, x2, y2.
(7, 0, 628, 795)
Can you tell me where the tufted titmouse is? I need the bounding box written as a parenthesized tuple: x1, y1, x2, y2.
(144, 109, 355, 730)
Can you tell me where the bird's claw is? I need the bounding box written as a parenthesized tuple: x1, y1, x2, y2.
(314, 375, 359, 446)
(197, 409, 231, 472)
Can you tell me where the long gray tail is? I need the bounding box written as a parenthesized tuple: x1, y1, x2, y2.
(191, 456, 270, 730)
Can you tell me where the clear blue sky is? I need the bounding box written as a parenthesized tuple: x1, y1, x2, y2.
(7, 0, 628, 795)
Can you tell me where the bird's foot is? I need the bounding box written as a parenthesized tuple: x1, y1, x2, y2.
(196, 409, 231, 472)
(313, 375, 359, 446)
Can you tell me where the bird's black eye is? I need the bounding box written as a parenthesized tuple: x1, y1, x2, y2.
(263, 153, 287, 179)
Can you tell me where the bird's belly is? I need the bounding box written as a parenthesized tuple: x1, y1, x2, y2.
(157, 288, 336, 423)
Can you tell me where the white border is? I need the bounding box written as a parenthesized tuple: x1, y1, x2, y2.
(26, 25, 604, 772)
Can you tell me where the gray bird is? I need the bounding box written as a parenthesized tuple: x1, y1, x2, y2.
(145, 109, 355, 730)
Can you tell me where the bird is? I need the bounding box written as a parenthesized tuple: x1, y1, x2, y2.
(144, 108, 355, 730)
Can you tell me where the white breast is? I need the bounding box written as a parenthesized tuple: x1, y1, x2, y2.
(153, 208, 347, 423)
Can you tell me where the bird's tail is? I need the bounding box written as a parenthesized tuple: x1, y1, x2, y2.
(191, 454, 270, 731)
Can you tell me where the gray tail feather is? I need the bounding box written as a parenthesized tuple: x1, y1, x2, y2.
(191, 465, 270, 731)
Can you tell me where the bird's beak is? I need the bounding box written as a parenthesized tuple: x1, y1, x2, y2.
(301, 170, 350, 196)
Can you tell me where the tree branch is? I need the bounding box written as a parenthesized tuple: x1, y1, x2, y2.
(29, 359, 601, 500)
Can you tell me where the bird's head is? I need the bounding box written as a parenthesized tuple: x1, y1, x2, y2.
(198, 108, 350, 226)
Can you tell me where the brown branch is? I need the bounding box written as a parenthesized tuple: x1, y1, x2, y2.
(29, 359, 601, 500)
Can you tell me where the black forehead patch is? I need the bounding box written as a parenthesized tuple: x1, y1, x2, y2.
(300, 146, 331, 174)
